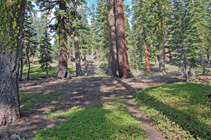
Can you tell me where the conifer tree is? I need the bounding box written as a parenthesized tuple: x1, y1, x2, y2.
(39, 16, 53, 77)
(22, 15, 38, 80)
(168, 0, 199, 82)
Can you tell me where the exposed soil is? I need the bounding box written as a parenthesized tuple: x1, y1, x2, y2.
(0, 64, 184, 140)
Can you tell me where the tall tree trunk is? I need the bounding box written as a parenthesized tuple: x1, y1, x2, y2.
(108, 0, 119, 77)
(115, 0, 132, 78)
(144, 42, 151, 72)
(57, 0, 71, 79)
(95, 47, 99, 59)
(207, 48, 210, 65)
(74, 28, 82, 76)
(19, 55, 24, 81)
(159, 21, 166, 72)
(27, 53, 30, 80)
(0, 0, 25, 125)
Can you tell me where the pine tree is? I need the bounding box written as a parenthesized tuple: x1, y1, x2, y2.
(96, 0, 109, 58)
(89, 4, 99, 59)
(22, 15, 38, 80)
(39, 16, 53, 77)
(168, 0, 200, 82)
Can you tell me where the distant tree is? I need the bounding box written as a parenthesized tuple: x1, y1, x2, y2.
(0, 0, 25, 125)
(89, 4, 99, 59)
(96, 0, 109, 58)
(22, 15, 38, 80)
(39, 16, 53, 77)
(168, 0, 200, 82)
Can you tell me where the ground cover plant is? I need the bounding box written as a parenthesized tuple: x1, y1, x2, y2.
(22, 64, 75, 78)
(31, 99, 147, 140)
(19, 90, 63, 110)
(135, 82, 211, 139)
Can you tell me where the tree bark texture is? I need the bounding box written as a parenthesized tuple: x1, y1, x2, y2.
(57, 0, 71, 79)
(159, 21, 166, 72)
(144, 42, 151, 72)
(0, 0, 25, 125)
(95, 47, 99, 59)
(108, 0, 119, 77)
(74, 28, 82, 76)
(115, 0, 132, 78)
(19, 55, 24, 81)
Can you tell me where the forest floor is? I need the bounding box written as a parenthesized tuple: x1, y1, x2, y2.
(0, 61, 204, 140)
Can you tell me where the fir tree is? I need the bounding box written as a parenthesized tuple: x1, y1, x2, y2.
(39, 16, 53, 77)
(168, 0, 200, 82)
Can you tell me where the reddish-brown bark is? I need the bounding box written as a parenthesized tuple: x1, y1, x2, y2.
(115, 0, 132, 78)
(108, 0, 119, 77)
(144, 42, 151, 72)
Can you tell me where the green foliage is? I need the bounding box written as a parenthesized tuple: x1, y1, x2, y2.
(32, 100, 146, 140)
(167, 0, 200, 81)
(19, 90, 63, 110)
(135, 82, 211, 139)
(95, 0, 109, 57)
(38, 16, 53, 76)
(22, 64, 75, 78)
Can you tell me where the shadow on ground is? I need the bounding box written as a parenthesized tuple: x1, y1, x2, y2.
(0, 75, 183, 139)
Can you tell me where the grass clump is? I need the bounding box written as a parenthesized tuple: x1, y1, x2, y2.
(32, 99, 146, 140)
(22, 64, 75, 78)
(19, 90, 63, 110)
(135, 82, 211, 139)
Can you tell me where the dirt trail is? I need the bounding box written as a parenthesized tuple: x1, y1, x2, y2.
(0, 75, 182, 140)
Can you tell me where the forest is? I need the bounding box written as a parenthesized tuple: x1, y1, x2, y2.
(0, 0, 211, 139)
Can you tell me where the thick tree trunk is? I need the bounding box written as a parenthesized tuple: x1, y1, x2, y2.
(0, 0, 25, 125)
(115, 0, 132, 78)
(74, 28, 82, 76)
(108, 0, 119, 77)
(57, 1, 71, 79)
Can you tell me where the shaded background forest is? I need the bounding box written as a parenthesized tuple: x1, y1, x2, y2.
(21, 0, 211, 82)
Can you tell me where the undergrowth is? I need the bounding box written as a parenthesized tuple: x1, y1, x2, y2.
(31, 99, 147, 140)
(20, 90, 63, 110)
(135, 82, 211, 140)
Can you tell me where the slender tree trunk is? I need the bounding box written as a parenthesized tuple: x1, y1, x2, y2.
(27, 53, 30, 80)
(108, 0, 119, 77)
(207, 48, 210, 65)
(57, 0, 71, 79)
(46, 62, 48, 77)
(115, 0, 132, 78)
(19, 55, 24, 81)
(159, 21, 166, 72)
(74, 28, 82, 76)
(0, 0, 25, 125)
(95, 47, 99, 59)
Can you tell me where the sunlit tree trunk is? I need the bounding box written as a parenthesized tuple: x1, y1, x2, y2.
(144, 42, 151, 72)
(0, 0, 26, 125)
(115, 0, 132, 78)
(57, 0, 71, 79)
(108, 0, 119, 77)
